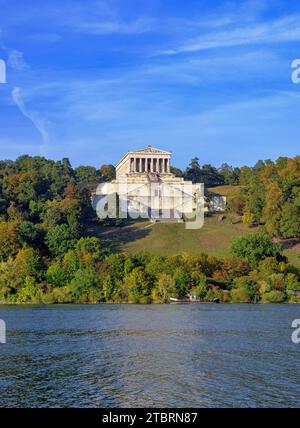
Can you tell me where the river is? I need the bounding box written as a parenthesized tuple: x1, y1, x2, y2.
(0, 304, 299, 407)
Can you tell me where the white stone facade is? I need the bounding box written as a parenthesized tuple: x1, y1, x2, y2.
(93, 146, 203, 223)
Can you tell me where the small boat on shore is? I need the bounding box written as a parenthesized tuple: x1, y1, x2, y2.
(170, 297, 219, 304)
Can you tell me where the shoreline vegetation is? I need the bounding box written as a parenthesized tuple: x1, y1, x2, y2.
(0, 155, 299, 305)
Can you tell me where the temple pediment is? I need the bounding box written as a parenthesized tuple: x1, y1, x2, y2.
(129, 146, 171, 156)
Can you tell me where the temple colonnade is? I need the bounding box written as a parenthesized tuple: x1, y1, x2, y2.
(130, 157, 170, 173)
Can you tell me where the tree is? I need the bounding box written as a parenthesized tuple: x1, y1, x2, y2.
(231, 276, 257, 303)
(263, 181, 283, 236)
(0, 221, 20, 261)
(69, 267, 100, 302)
(170, 166, 183, 177)
(151, 273, 175, 302)
(125, 267, 153, 303)
(173, 267, 191, 298)
(231, 231, 283, 267)
(18, 221, 39, 245)
(14, 248, 42, 282)
(100, 164, 116, 182)
(62, 250, 79, 280)
(184, 158, 202, 183)
(279, 202, 300, 238)
(46, 261, 67, 287)
(46, 224, 79, 257)
(200, 164, 224, 187)
(75, 237, 106, 266)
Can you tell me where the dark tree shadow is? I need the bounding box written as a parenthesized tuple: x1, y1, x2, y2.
(84, 218, 151, 253)
(279, 238, 300, 250)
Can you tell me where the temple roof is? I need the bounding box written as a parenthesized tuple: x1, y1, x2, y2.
(128, 146, 171, 155)
(116, 146, 172, 169)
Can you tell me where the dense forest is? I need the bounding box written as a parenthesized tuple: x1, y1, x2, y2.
(0, 154, 299, 304)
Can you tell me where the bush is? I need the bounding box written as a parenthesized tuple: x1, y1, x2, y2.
(261, 290, 286, 303)
(230, 287, 252, 303)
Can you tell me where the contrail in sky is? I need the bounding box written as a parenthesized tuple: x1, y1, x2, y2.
(11, 87, 49, 152)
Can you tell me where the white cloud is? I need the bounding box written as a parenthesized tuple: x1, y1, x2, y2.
(74, 17, 156, 35)
(161, 15, 300, 55)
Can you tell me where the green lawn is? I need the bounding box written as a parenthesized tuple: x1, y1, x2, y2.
(283, 244, 300, 267)
(208, 184, 243, 197)
(86, 183, 300, 267)
(87, 215, 254, 257)
(88, 218, 300, 265)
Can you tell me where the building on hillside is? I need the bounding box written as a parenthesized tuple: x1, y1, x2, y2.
(93, 146, 210, 225)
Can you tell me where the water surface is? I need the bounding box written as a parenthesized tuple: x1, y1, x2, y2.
(0, 304, 299, 407)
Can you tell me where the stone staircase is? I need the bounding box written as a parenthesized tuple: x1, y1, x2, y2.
(147, 172, 161, 183)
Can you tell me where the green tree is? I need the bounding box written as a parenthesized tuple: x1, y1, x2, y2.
(46, 224, 79, 257)
(231, 231, 283, 267)
(173, 267, 191, 298)
(18, 221, 39, 245)
(46, 261, 67, 287)
(279, 202, 300, 238)
(151, 273, 175, 303)
(69, 267, 101, 302)
(125, 267, 153, 303)
(76, 237, 105, 266)
(100, 164, 116, 182)
(0, 221, 20, 261)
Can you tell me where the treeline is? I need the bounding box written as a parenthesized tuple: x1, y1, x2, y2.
(173, 155, 300, 239)
(226, 157, 300, 238)
(171, 157, 240, 187)
(0, 154, 299, 304)
(0, 231, 299, 304)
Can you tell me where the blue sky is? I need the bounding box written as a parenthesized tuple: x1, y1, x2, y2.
(0, 0, 299, 169)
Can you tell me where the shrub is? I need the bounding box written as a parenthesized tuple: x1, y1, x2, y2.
(261, 290, 286, 303)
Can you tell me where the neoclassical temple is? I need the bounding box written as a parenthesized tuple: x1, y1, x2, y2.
(116, 146, 171, 175)
(93, 146, 203, 223)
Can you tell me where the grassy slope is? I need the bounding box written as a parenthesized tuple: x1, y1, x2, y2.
(87, 185, 300, 266)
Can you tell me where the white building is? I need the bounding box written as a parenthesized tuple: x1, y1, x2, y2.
(93, 146, 204, 223)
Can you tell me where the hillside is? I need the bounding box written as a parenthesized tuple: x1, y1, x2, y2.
(87, 215, 254, 256)
(87, 184, 300, 266)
